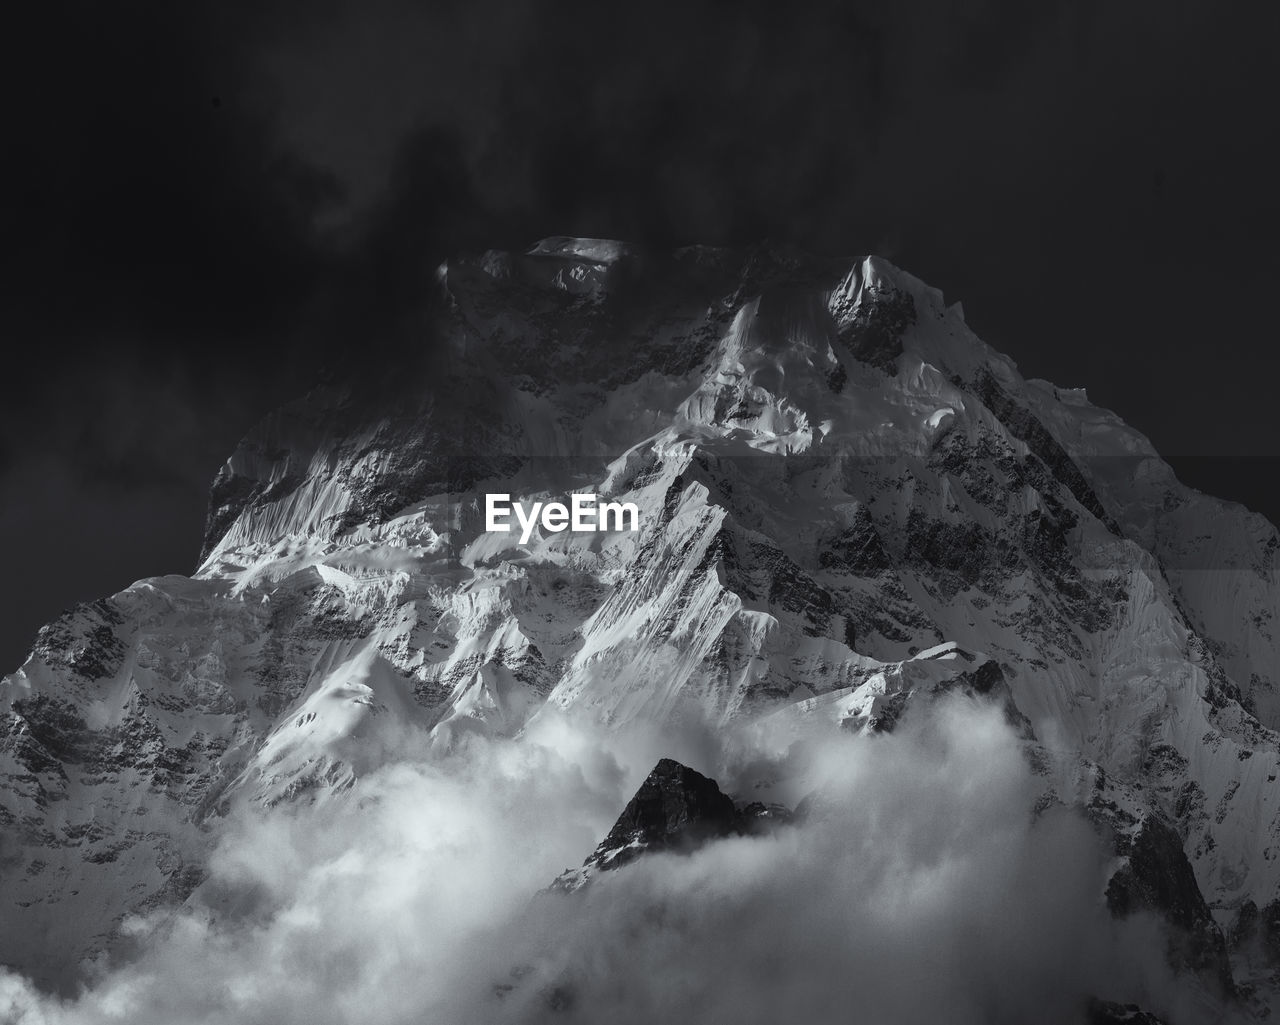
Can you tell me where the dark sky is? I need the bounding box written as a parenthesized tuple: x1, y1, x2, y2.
(2, 0, 1278, 672)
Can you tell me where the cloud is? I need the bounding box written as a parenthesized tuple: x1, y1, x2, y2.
(0, 697, 1229, 1025)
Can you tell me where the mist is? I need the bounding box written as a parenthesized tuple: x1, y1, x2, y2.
(0, 698, 1219, 1024)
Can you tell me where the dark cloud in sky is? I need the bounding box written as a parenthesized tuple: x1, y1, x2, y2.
(2, 0, 1279, 669)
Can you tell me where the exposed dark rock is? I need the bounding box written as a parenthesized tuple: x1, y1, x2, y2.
(582, 758, 744, 873)
(1106, 814, 1236, 997)
(957, 658, 1004, 695)
(865, 690, 910, 734)
(30, 598, 128, 680)
(825, 359, 847, 393)
(969, 368, 1118, 533)
(548, 758, 800, 896)
(696, 525, 836, 640)
(7, 696, 89, 768)
(903, 509, 1012, 594)
(201, 470, 264, 562)
(836, 281, 916, 373)
(759, 542, 834, 637)
(818, 504, 893, 577)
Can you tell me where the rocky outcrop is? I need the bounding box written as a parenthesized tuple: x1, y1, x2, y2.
(1106, 814, 1235, 997)
(550, 758, 745, 891)
(550, 758, 793, 894)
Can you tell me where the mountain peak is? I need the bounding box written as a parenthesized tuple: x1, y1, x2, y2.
(6, 238, 1280, 1015)
(586, 758, 743, 868)
(550, 758, 749, 893)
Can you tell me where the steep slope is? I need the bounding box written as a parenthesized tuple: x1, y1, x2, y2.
(3, 238, 1279, 1011)
(550, 757, 749, 892)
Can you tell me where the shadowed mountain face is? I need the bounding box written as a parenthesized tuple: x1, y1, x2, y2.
(3, 238, 1280, 1017)
(585, 758, 743, 869)
(549, 758, 751, 893)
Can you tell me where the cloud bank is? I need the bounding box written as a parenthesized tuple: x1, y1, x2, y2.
(0, 699, 1223, 1024)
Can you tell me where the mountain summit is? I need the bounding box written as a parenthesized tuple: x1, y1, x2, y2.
(4, 239, 1279, 1017)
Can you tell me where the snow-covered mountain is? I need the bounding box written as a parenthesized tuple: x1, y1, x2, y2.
(3, 238, 1279, 1018)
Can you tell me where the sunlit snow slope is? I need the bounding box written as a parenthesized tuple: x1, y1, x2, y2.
(3, 238, 1279, 1003)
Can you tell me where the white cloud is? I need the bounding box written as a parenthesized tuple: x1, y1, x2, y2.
(0, 698, 1228, 1024)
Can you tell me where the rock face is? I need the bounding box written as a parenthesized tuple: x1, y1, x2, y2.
(1106, 813, 1236, 996)
(551, 757, 759, 892)
(583, 758, 743, 868)
(2, 238, 1280, 1010)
